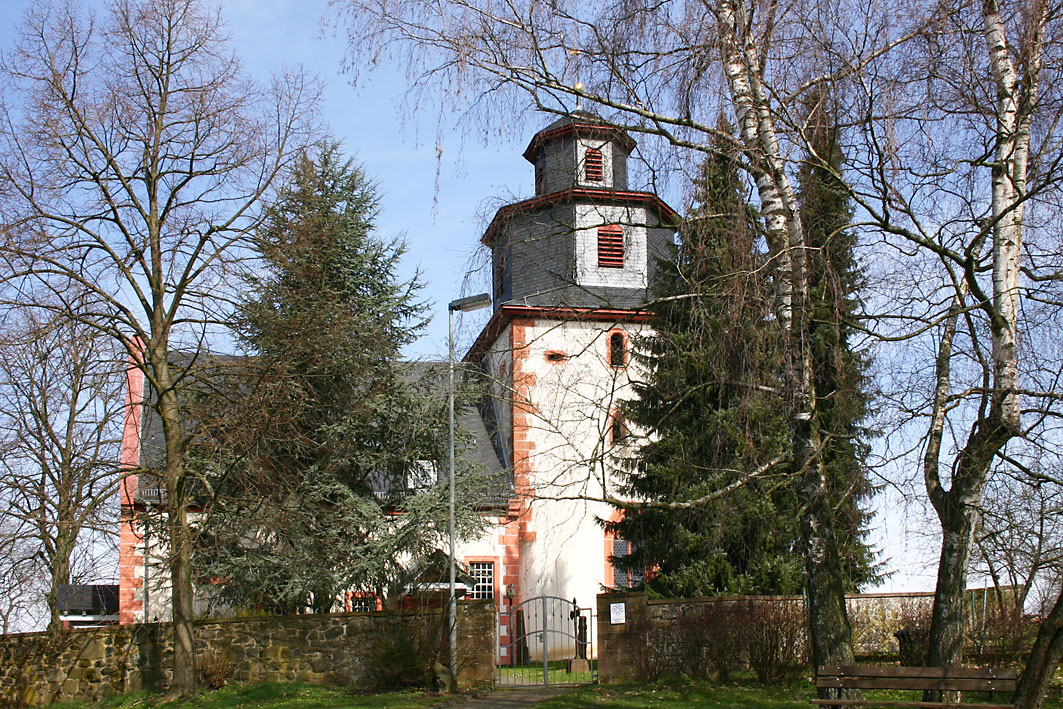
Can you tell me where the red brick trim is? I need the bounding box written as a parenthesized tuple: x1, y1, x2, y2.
(119, 338, 145, 625)
(603, 508, 625, 589)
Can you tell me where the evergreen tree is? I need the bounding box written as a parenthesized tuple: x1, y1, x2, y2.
(195, 145, 478, 613)
(609, 125, 802, 597)
(798, 104, 879, 589)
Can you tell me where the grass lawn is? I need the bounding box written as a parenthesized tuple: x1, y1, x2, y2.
(47, 676, 1063, 708)
(49, 682, 452, 708)
(499, 659, 596, 685)
(536, 677, 816, 708)
(535, 675, 1063, 708)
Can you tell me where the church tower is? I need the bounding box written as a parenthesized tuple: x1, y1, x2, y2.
(461, 111, 677, 627)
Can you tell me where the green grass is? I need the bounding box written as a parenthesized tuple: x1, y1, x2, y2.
(498, 659, 596, 685)
(535, 677, 816, 708)
(535, 675, 1063, 708)
(49, 682, 452, 708)
(47, 676, 1063, 708)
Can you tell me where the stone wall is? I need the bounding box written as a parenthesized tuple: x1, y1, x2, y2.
(0, 601, 496, 707)
(597, 592, 936, 684)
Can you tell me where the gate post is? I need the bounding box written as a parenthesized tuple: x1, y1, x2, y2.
(597, 592, 647, 684)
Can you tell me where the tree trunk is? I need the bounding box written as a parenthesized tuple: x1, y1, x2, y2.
(46, 540, 73, 632)
(156, 361, 196, 697)
(925, 492, 981, 668)
(1014, 581, 1063, 709)
(714, 2, 855, 694)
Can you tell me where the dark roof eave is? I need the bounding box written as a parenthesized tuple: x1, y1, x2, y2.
(481, 188, 680, 247)
(522, 121, 637, 162)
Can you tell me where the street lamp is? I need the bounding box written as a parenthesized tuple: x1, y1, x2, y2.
(447, 292, 491, 691)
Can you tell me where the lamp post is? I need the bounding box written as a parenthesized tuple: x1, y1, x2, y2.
(447, 292, 491, 691)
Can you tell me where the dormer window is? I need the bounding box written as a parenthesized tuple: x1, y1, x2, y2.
(597, 224, 624, 268)
(585, 147, 604, 182)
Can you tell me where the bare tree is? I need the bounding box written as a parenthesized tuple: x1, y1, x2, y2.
(0, 302, 125, 631)
(0, 0, 318, 693)
(335, 0, 870, 680)
(335, 0, 1063, 696)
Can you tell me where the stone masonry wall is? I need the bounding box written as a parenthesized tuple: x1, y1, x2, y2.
(0, 601, 495, 707)
(597, 592, 936, 684)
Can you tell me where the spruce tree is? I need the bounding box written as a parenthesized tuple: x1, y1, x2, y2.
(609, 126, 801, 597)
(195, 145, 472, 613)
(799, 105, 878, 589)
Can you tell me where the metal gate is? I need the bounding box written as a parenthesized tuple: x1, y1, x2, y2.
(497, 596, 595, 686)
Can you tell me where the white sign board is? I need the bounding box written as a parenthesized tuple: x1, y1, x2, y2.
(609, 602, 626, 625)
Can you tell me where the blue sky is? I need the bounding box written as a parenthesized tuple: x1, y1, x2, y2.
(0, 0, 532, 359)
(0, 0, 943, 594)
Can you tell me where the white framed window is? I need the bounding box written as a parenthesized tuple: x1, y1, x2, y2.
(469, 561, 495, 599)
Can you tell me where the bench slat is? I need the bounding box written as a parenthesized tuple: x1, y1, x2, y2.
(817, 676, 1015, 692)
(811, 701, 1013, 708)
(819, 666, 1016, 680)
(813, 665, 1016, 708)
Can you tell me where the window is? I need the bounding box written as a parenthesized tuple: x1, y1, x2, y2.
(494, 251, 506, 300)
(612, 539, 643, 588)
(535, 153, 546, 193)
(585, 147, 604, 182)
(597, 224, 624, 268)
(469, 562, 495, 600)
(407, 460, 437, 489)
(608, 331, 627, 368)
(610, 411, 630, 445)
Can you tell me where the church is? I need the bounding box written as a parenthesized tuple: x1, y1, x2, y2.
(116, 112, 679, 642)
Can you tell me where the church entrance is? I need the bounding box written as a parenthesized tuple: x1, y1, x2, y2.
(497, 595, 596, 686)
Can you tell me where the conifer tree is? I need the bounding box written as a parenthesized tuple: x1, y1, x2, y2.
(798, 104, 878, 590)
(609, 127, 801, 596)
(196, 145, 475, 613)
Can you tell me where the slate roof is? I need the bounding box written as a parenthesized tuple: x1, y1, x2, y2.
(133, 356, 511, 509)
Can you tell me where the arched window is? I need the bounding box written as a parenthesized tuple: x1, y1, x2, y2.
(608, 331, 627, 368)
(584, 147, 604, 182)
(610, 410, 629, 445)
(597, 224, 624, 268)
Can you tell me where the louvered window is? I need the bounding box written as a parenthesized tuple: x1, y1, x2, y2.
(585, 147, 604, 182)
(597, 224, 624, 268)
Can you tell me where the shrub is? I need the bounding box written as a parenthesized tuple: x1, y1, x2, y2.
(364, 613, 447, 689)
(197, 644, 232, 689)
(738, 598, 807, 683)
(967, 605, 1038, 668)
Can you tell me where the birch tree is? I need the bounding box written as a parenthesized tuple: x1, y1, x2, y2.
(336, 0, 1063, 696)
(335, 0, 867, 678)
(0, 0, 318, 694)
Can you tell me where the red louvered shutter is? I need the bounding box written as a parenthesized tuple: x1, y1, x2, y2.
(598, 224, 624, 268)
(585, 147, 604, 182)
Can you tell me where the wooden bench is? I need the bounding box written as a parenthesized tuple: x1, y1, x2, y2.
(813, 665, 1017, 708)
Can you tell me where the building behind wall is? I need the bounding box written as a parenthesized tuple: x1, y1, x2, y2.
(458, 111, 678, 660)
(115, 112, 679, 659)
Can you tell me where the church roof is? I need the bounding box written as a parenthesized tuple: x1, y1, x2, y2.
(522, 110, 637, 162)
(133, 357, 511, 508)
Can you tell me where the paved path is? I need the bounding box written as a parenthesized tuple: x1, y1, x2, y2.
(447, 685, 579, 707)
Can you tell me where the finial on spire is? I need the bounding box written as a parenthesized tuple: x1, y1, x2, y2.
(574, 81, 584, 111)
